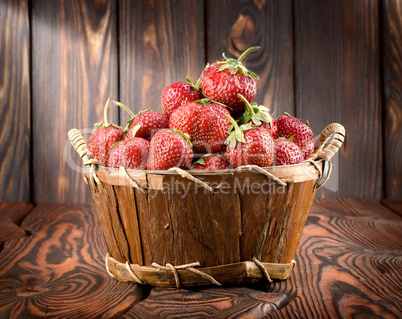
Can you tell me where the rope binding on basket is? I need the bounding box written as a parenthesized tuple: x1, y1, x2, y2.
(252, 256, 273, 283)
(105, 254, 283, 287)
(236, 165, 287, 186)
(119, 166, 147, 193)
(151, 262, 222, 288)
(168, 167, 214, 192)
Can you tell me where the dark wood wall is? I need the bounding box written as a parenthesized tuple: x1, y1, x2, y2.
(1, 0, 401, 204)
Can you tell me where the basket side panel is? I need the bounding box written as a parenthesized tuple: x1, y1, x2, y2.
(135, 188, 242, 267)
(114, 186, 144, 265)
(260, 181, 317, 263)
(239, 181, 288, 262)
(102, 183, 131, 263)
(279, 180, 317, 263)
(87, 180, 123, 262)
(135, 190, 174, 265)
(167, 190, 242, 267)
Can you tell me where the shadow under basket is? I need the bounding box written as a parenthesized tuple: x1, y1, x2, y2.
(68, 123, 345, 288)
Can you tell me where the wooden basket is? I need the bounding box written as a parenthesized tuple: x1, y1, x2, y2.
(68, 123, 345, 288)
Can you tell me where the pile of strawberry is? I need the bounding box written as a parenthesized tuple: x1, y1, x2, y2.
(87, 46, 315, 171)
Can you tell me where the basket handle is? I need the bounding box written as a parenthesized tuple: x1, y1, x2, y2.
(68, 128, 96, 166)
(311, 123, 345, 161)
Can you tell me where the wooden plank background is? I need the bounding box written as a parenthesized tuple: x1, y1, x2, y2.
(0, 0, 401, 204)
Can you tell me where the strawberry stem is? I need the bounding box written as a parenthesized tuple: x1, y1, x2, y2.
(237, 46, 260, 62)
(170, 129, 193, 148)
(238, 94, 255, 116)
(186, 76, 201, 91)
(103, 98, 112, 125)
(218, 47, 260, 79)
(224, 115, 249, 148)
(112, 100, 136, 118)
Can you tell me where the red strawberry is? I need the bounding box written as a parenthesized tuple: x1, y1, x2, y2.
(147, 129, 193, 170)
(169, 100, 232, 154)
(200, 47, 259, 114)
(88, 98, 125, 165)
(169, 101, 202, 137)
(161, 77, 203, 117)
(260, 116, 277, 138)
(274, 138, 303, 166)
(192, 101, 232, 154)
(107, 137, 149, 170)
(225, 118, 275, 168)
(276, 114, 315, 160)
(192, 154, 230, 170)
(124, 109, 169, 141)
(237, 94, 277, 138)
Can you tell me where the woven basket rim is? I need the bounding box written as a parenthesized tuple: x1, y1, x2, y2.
(94, 159, 322, 175)
(84, 160, 325, 191)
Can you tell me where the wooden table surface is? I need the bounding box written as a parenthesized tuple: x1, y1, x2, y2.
(0, 198, 401, 318)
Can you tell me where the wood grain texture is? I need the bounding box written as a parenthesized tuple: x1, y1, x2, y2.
(0, 204, 146, 318)
(205, 0, 294, 117)
(135, 188, 242, 267)
(31, 0, 119, 204)
(382, 0, 402, 200)
(267, 198, 402, 319)
(118, 0, 205, 119)
(0, 201, 33, 251)
(0, 0, 31, 202)
(121, 287, 288, 318)
(294, 0, 382, 199)
(1, 199, 400, 318)
(381, 198, 402, 217)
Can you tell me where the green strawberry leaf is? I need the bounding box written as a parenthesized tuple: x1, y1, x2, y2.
(93, 122, 104, 129)
(123, 117, 135, 134)
(224, 115, 252, 147)
(186, 75, 201, 91)
(193, 157, 205, 166)
(195, 98, 212, 105)
(110, 140, 121, 149)
(170, 129, 193, 148)
(215, 47, 260, 80)
(93, 122, 122, 130)
(129, 124, 142, 139)
(191, 153, 216, 168)
(122, 108, 150, 134)
(237, 94, 272, 127)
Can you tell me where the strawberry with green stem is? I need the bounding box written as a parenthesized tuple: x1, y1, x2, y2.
(237, 93, 277, 138)
(200, 46, 260, 114)
(87, 98, 131, 166)
(147, 129, 194, 170)
(161, 77, 204, 117)
(192, 154, 230, 170)
(169, 99, 233, 154)
(123, 108, 169, 141)
(225, 115, 275, 168)
(192, 99, 233, 154)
